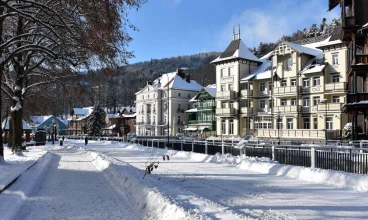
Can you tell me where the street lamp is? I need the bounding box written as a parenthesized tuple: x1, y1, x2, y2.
(320, 99, 328, 143)
(277, 111, 281, 145)
(157, 73, 170, 149)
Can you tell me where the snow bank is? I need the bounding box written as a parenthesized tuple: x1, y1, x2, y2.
(127, 143, 368, 193)
(0, 152, 52, 220)
(85, 150, 204, 220)
(238, 156, 368, 192)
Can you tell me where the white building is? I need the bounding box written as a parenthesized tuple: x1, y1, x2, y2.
(135, 69, 202, 136)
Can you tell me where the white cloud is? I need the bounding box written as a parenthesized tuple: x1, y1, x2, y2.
(215, 0, 340, 50)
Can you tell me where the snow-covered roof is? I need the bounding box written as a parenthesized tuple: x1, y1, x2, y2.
(122, 113, 136, 118)
(186, 108, 197, 113)
(206, 84, 216, 88)
(283, 41, 323, 59)
(211, 39, 261, 63)
(152, 72, 202, 91)
(106, 114, 119, 119)
(299, 58, 326, 75)
(120, 106, 136, 113)
(241, 58, 273, 81)
(73, 107, 93, 116)
(2, 117, 32, 130)
(30, 115, 52, 126)
(204, 87, 216, 97)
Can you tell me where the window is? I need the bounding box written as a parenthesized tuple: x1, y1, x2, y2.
(260, 100, 266, 109)
(281, 99, 287, 106)
(313, 96, 320, 106)
(241, 100, 248, 107)
(332, 96, 340, 103)
(303, 78, 310, 88)
(229, 120, 234, 135)
(313, 77, 320, 86)
(291, 98, 296, 106)
(326, 117, 333, 130)
(188, 104, 190, 110)
(277, 118, 283, 129)
(229, 67, 234, 76)
(284, 58, 292, 70)
(188, 94, 190, 98)
(332, 53, 339, 65)
(221, 102, 226, 108)
(178, 93, 181, 97)
(221, 69, 225, 77)
(268, 82, 272, 91)
(221, 120, 226, 134)
(281, 80, 287, 87)
(178, 104, 181, 110)
(303, 98, 310, 107)
(291, 79, 297, 86)
(287, 118, 293, 129)
(178, 116, 181, 124)
(260, 83, 265, 91)
(229, 84, 234, 91)
(241, 82, 248, 90)
(331, 73, 340, 83)
(229, 102, 234, 108)
(221, 85, 226, 92)
(303, 118, 310, 129)
(313, 118, 318, 129)
(269, 99, 273, 108)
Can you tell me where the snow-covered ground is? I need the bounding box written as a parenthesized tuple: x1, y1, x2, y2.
(1, 140, 368, 219)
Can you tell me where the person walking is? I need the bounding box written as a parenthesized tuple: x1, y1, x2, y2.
(85, 136, 88, 145)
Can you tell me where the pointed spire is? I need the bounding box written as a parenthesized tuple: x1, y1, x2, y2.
(233, 26, 236, 40)
(238, 24, 241, 40)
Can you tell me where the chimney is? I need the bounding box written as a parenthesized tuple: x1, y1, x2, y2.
(177, 68, 186, 78)
(185, 74, 190, 83)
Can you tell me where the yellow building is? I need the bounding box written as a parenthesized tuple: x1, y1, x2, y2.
(214, 30, 349, 140)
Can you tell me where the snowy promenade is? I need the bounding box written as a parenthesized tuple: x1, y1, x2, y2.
(1, 140, 368, 219)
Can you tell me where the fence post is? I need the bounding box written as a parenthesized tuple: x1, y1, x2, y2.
(311, 147, 316, 168)
(360, 141, 363, 154)
(205, 141, 208, 154)
(192, 140, 194, 152)
(222, 142, 225, 154)
(181, 141, 183, 151)
(272, 145, 275, 161)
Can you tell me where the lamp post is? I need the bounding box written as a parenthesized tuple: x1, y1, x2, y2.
(320, 99, 328, 143)
(277, 112, 281, 145)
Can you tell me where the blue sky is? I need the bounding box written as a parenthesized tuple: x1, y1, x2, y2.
(127, 0, 339, 64)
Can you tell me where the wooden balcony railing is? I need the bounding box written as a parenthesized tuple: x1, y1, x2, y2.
(240, 89, 253, 97)
(346, 93, 368, 103)
(273, 105, 301, 113)
(317, 103, 343, 111)
(356, 54, 368, 65)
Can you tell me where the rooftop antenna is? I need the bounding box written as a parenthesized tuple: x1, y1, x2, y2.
(233, 26, 235, 40)
(238, 24, 241, 40)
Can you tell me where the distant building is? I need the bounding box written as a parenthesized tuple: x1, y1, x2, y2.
(29, 115, 68, 135)
(66, 107, 93, 135)
(135, 69, 202, 136)
(186, 85, 216, 133)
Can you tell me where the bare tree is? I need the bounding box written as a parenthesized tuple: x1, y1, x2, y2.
(0, 0, 146, 153)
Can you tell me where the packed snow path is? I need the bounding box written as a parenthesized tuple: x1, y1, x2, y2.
(14, 147, 144, 220)
(70, 140, 368, 220)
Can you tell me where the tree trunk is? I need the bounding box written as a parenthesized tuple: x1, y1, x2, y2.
(11, 103, 24, 153)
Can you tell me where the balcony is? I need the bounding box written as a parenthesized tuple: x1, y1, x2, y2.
(346, 93, 368, 103)
(301, 86, 323, 93)
(216, 108, 237, 116)
(240, 107, 253, 114)
(240, 89, 253, 97)
(258, 90, 270, 97)
(256, 129, 326, 139)
(325, 82, 347, 93)
(216, 90, 237, 99)
(220, 76, 234, 83)
(256, 108, 271, 114)
(273, 86, 298, 95)
(197, 105, 216, 111)
(273, 105, 301, 113)
(356, 54, 368, 65)
(317, 103, 343, 111)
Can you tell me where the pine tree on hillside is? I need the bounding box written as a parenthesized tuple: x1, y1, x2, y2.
(87, 104, 107, 136)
